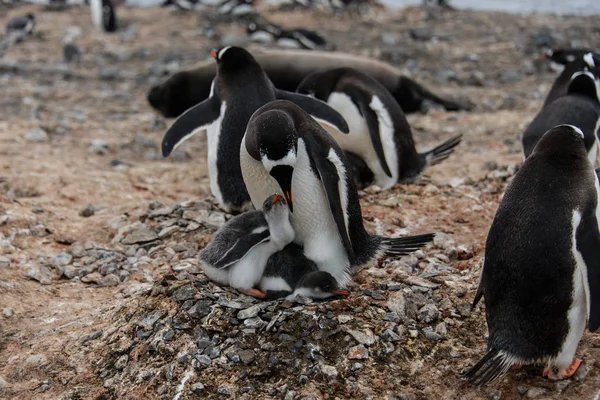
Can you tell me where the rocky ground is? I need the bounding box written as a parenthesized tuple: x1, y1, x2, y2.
(1, 2, 600, 400)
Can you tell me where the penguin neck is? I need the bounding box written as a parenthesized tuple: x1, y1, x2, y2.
(266, 214, 295, 249)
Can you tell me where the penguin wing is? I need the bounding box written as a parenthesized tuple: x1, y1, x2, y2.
(304, 137, 356, 261)
(576, 201, 600, 332)
(275, 90, 350, 134)
(213, 229, 271, 269)
(161, 87, 221, 157)
(345, 87, 393, 178)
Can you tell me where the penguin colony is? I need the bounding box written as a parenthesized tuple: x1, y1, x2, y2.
(158, 44, 600, 387)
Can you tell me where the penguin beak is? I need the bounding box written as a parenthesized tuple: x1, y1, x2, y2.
(283, 190, 293, 212)
(271, 193, 283, 204)
(269, 165, 294, 213)
(332, 289, 350, 296)
(210, 49, 218, 59)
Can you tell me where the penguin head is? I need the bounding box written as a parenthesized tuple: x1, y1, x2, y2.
(262, 193, 290, 222)
(26, 13, 35, 21)
(533, 124, 588, 163)
(541, 48, 577, 65)
(567, 52, 600, 103)
(295, 271, 349, 300)
(210, 46, 260, 74)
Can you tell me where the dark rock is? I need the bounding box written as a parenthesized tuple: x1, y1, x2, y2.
(172, 284, 194, 302)
(79, 204, 95, 217)
(239, 349, 255, 365)
(347, 345, 369, 360)
(417, 304, 440, 324)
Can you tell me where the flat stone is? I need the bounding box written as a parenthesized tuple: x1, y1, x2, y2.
(87, 139, 111, 154)
(387, 291, 405, 316)
(195, 354, 211, 367)
(320, 365, 338, 379)
(25, 267, 53, 285)
(99, 274, 120, 287)
(3, 308, 13, 318)
(121, 227, 158, 245)
(138, 310, 167, 330)
(79, 204, 95, 217)
(337, 314, 353, 324)
(244, 317, 265, 329)
(403, 276, 439, 289)
(237, 305, 261, 320)
(63, 265, 78, 279)
(81, 272, 103, 284)
(456, 302, 472, 317)
(25, 354, 47, 366)
(158, 226, 179, 239)
(52, 252, 73, 267)
(347, 345, 369, 360)
(381, 329, 401, 342)
(347, 329, 376, 346)
(172, 284, 194, 302)
(238, 349, 255, 365)
(24, 128, 49, 142)
(418, 304, 440, 324)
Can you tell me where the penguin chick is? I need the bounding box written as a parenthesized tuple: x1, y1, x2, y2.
(6, 13, 35, 35)
(465, 124, 600, 385)
(199, 194, 295, 298)
(297, 67, 462, 189)
(240, 100, 435, 288)
(259, 243, 350, 300)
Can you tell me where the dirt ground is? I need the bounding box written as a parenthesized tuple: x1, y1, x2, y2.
(1, 2, 600, 400)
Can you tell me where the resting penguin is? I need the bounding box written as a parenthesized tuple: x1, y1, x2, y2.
(199, 194, 295, 298)
(160, 46, 349, 213)
(260, 243, 350, 300)
(297, 67, 462, 189)
(146, 48, 472, 119)
(465, 124, 600, 385)
(522, 53, 600, 166)
(240, 100, 435, 287)
(5, 13, 35, 35)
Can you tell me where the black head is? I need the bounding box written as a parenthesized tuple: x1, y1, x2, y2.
(532, 124, 588, 164)
(542, 48, 598, 66)
(210, 46, 261, 74)
(26, 13, 35, 21)
(296, 68, 349, 100)
(566, 53, 600, 103)
(296, 271, 350, 299)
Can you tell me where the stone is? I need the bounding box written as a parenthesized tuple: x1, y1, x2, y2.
(3, 308, 13, 318)
(188, 301, 211, 318)
(239, 349, 255, 365)
(87, 139, 111, 155)
(24, 128, 49, 142)
(404, 276, 439, 288)
(63, 265, 78, 279)
(456, 302, 472, 317)
(81, 272, 103, 284)
(424, 328, 442, 341)
(25, 354, 47, 366)
(347, 345, 369, 360)
(526, 387, 546, 398)
(320, 365, 338, 379)
(244, 317, 265, 329)
(237, 305, 261, 320)
(417, 304, 440, 324)
(52, 252, 73, 267)
(79, 204, 95, 217)
(0, 255, 10, 268)
(381, 329, 401, 342)
(138, 310, 167, 330)
(172, 285, 194, 302)
(115, 355, 128, 370)
(195, 354, 211, 367)
(191, 382, 205, 393)
(0, 376, 5, 389)
(158, 226, 179, 239)
(135, 133, 157, 148)
(121, 227, 158, 245)
(386, 291, 405, 316)
(99, 274, 120, 287)
(501, 69, 522, 83)
(25, 266, 54, 285)
(347, 329, 376, 346)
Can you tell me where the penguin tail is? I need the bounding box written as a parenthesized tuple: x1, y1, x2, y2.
(421, 134, 463, 166)
(463, 348, 513, 386)
(380, 233, 435, 256)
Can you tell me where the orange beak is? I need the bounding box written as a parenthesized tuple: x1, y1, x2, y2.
(210, 49, 218, 59)
(271, 193, 283, 204)
(332, 289, 350, 296)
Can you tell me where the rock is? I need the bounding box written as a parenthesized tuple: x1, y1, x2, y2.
(52, 252, 73, 267)
(81, 330, 103, 343)
(25, 266, 54, 285)
(115, 355, 128, 370)
(386, 291, 405, 316)
(435, 322, 447, 336)
(0, 255, 11, 268)
(347, 345, 369, 360)
(244, 317, 265, 329)
(99, 274, 120, 287)
(404, 276, 439, 289)
(456, 302, 472, 317)
(81, 272, 103, 284)
(337, 314, 353, 324)
(172, 284, 194, 302)
(25, 354, 47, 366)
(237, 305, 261, 320)
(79, 204, 95, 217)
(188, 300, 212, 318)
(320, 365, 338, 379)
(381, 329, 401, 342)
(121, 227, 158, 245)
(417, 304, 440, 324)
(501, 69, 522, 83)
(158, 226, 179, 239)
(526, 387, 546, 398)
(191, 382, 205, 393)
(437, 67, 458, 83)
(3, 308, 13, 318)
(424, 328, 442, 341)
(381, 32, 398, 46)
(409, 27, 434, 41)
(24, 128, 49, 142)
(138, 310, 167, 330)
(195, 354, 211, 367)
(238, 349, 255, 365)
(347, 329, 376, 346)
(0, 376, 5, 389)
(63, 265, 78, 279)
(87, 139, 111, 155)
(134, 133, 157, 148)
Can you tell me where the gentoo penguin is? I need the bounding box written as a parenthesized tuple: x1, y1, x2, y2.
(542, 48, 600, 69)
(246, 21, 282, 44)
(297, 67, 462, 189)
(90, 0, 118, 33)
(543, 52, 600, 107)
(146, 48, 472, 119)
(5, 13, 35, 35)
(199, 194, 295, 298)
(247, 22, 328, 50)
(465, 124, 600, 385)
(260, 243, 350, 300)
(160, 46, 349, 213)
(161, 0, 202, 10)
(240, 100, 435, 287)
(217, 0, 254, 15)
(522, 53, 600, 165)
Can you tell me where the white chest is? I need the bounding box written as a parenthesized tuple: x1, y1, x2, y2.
(206, 104, 226, 204)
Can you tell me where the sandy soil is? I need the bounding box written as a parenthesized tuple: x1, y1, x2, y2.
(0, 3, 600, 400)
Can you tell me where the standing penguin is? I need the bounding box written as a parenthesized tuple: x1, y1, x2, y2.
(161, 46, 349, 213)
(260, 243, 350, 300)
(522, 53, 600, 165)
(90, 0, 118, 33)
(240, 100, 435, 287)
(5, 13, 35, 36)
(297, 67, 462, 189)
(542, 48, 600, 71)
(199, 194, 295, 298)
(542, 52, 600, 107)
(465, 124, 600, 385)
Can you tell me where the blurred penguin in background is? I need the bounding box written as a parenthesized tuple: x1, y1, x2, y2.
(90, 0, 118, 33)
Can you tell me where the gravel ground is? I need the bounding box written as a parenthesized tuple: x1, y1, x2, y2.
(0, 3, 600, 400)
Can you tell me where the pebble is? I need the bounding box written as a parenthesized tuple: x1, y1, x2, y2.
(25, 354, 47, 366)
(244, 317, 265, 329)
(3, 308, 13, 318)
(134, 133, 157, 148)
(404, 276, 439, 289)
(24, 128, 49, 142)
(158, 226, 179, 239)
(79, 204, 95, 217)
(138, 310, 167, 330)
(52, 252, 73, 267)
(386, 291, 405, 316)
(87, 139, 111, 155)
(417, 304, 440, 324)
(456, 302, 472, 317)
(347, 329, 376, 346)
(191, 382, 205, 393)
(435, 322, 447, 336)
(320, 365, 339, 379)
(501, 69, 522, 83)
(238, 349, 255, 365)
(63, 265, 78, 279)
(526, 387, 546, 398)
(217, 384, 234, 396)
(237, 305, 261, 320)
(0, 376, 5, 389)
(347, 345, 369, 360)
(0, 255, 10, 268)
(81, 272, 103, 284)
(99, 274, 120, 287)
(195, 354, 211, 367)
(424, 328, 442, 341)
(25, 266, 53, 285)
(381, 329, 401, 342)
(121, 227, 158, 245)
(115, 355, 128, 370)
(337, 314, 353, 324)
(172, 285, 195, 302)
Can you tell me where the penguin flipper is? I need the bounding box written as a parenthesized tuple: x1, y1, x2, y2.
(161, 94, 221, 157)
(275, 89, 350, 134)
(213, 230, 271, 269)
(576, 200, 600, 332)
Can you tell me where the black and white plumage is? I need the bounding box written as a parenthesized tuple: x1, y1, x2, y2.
(161, 0, 202, 10)
(90, 0, 118, 33)
(199, 194, 295, 297)
(260, 243, 349, 300)
(240, 100, 435, 288)
(247, 21, 329, 50)
(217, 0, 254, 15)
(5, 13, 35, 35)
(523, 53, 600, 166)
(465, 124, 600, 385)
(160, 46, 349, 213)
(297, 67, 462, 189)
(543, 48, 600, 71)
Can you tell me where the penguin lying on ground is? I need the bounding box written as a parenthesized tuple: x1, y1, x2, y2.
(260, 243, 350, 300)
(297, 67, 462, 189)
(240, 100, 435, 288)
(146, 48, 472, 119)
(465, 124, 600, 385)
(5, 13, 36, 35)
(161, 46, 349, 213)
(522, 53, 600, 165)
(247, 21, 329, 50)
(199, 194, 295, 298)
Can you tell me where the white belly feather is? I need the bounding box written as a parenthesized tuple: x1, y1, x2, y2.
(207, 104, 226, 206)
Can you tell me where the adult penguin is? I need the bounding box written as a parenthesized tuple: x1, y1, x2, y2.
(240, 100, 435, 287)
(466, 124, 600, 385)
(161, 46, 349, 213)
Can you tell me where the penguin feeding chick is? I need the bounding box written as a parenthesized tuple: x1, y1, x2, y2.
(199, 194, 295, 298)
(465, 124, 600, 385)
(522, 53, 600, 166)
(90, 0, 118, 33)
(161, 46, 349, 214)
(297, 67, 462, 189)
(240, 100, 435, 288)
(260, 243, 349, 301)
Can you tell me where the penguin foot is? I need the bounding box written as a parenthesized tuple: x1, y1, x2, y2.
(238, 288, 267, 299)
(542, 358, 582, 380)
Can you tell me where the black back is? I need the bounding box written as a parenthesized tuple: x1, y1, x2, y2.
(102, 0, 117, 33)
(263, 243, 318, 288)
(543, 53, 600, 106)
(480, 125, 595, 359)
